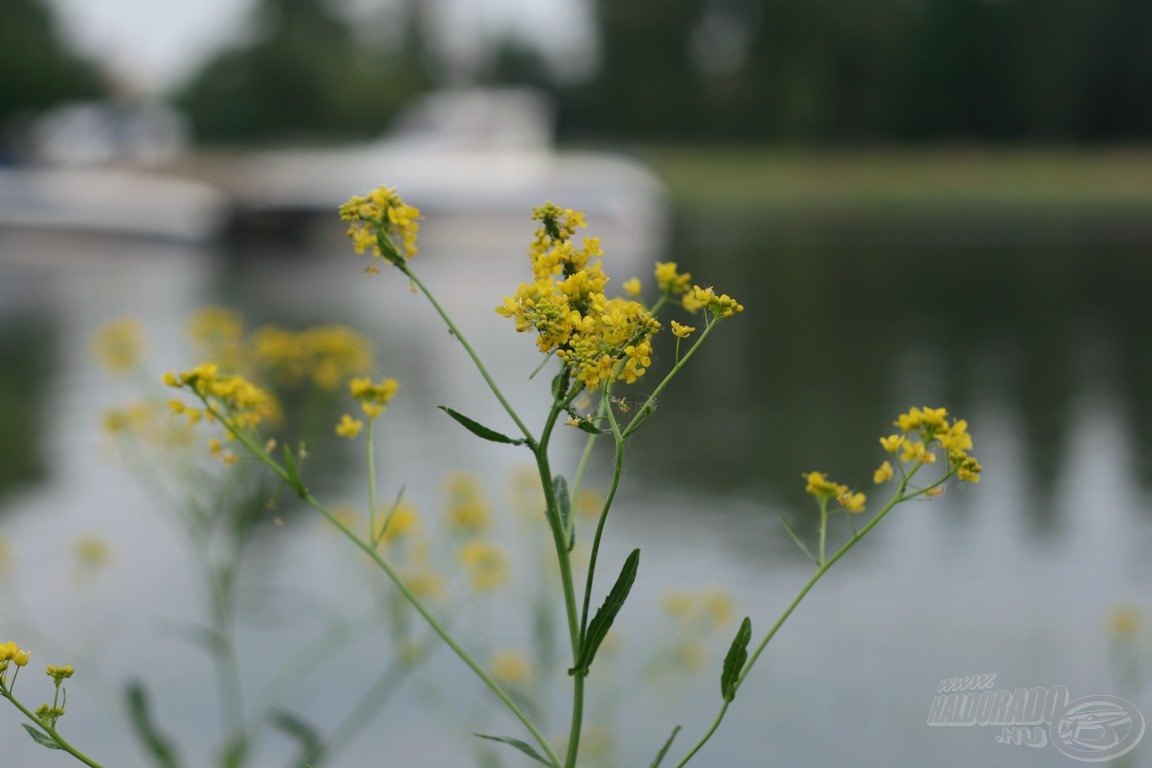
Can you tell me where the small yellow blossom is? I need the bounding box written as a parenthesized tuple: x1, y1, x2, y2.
(804, 472, 865, 512)
(91, 319, 144, 374)
(654, 262, 692, 295)
(349, 376, 399, 418)
(335, 414, 364, 439)
(670, 320, 695, 339)
(622, 277, 642, 297)
(46, 665, 74, 682)
(491, 650, 534, 686)
(1110, 606, 1141, 637)
(879, 434, 904, 453)
(685, 285, 744, 318)
(445, 473, 491, 535)
(74, 537, 110, 571)
(873, 460, 894, 484)
(458, 540, 509, 591)
(375, 504, 421, 547)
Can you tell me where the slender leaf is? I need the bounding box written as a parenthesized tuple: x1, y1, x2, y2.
(437, 406, 524, 445)
(282, 445, 306, 498)
(553, 475, 576, 551)
(573, 418, 602, 435)
(473, 733, 553, 767)
(22, 724, 62, 751)
(124, 681, 182, 768)
(270, 709, 324, 767)
(777, 514, 816, 563)
(721, 617, 752, 701)
(649, 725, 682, 768)
(573, 548, 640, 675)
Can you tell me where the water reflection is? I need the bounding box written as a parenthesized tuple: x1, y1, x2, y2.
(636, 211, 1152, 539)
(0, 206, 1150, 768)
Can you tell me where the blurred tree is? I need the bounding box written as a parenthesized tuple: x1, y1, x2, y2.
(573, 0, 1152, 143)
(177, 0, 433, 144)
(0, 0, 103, 145)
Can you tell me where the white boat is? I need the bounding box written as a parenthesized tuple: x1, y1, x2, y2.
(231, 88, 669, 264)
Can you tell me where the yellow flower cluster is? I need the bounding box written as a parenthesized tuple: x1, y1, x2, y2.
(337, 376, 400, 438)
(496, 203, 662, 390)
(0, 641, 31, 673)
(880, 406, 982, 484)
(803, 471, 866, 512)
(90, 319, 144, 375)
(46, 665, 74, 682)
(188, 306, 246, 368)
(458, 539, 509, 591)
(164, 363, 276, 431)
(254, 325, 373, 391)
(339, 186, 422, 268)
(683, 285, 744, 318)
(445, 473, 492, 535)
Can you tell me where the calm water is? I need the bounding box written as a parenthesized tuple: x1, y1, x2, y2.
(1, 202, 1150, 768)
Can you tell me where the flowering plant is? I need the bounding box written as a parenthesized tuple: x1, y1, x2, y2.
(2, 185, 980, 767)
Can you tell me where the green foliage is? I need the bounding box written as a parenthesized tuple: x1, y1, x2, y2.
(176, 0, 431, 143)
(0, 0, 103, 128)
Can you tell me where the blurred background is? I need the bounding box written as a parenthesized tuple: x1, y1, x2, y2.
(2, 0, 1152, 766)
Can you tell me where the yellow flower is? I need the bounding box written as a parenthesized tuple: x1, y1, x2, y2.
(458, 540, 509, 591)
(335, 414, 363, 439)
(879, 434, 904, 453)
(956, 456, 982, 483)
(491, 650, 534, 686)
(686, 285, 744, 318)
(1110, 605, 1141, 637)
(445, 473, 491, 535)
(91, 319, 144, 374)
(349, 376, 399, 418)
(46, 665, 74, 682)
(838, 491, 867, 513)
(375, 503, 421, 547)
(873, 461, 894, 484)
(622, 277, 642, 297)
(340, 186, 422, 266)
(670, 320, 695, 339)
(654, 262, 692, 295)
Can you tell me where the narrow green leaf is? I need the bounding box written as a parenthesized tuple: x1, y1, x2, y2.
(721, 617, 752, 701)
(473, 733, 552, 767)
(437, 406, 524, 445)
(22, 724, 63, 750)
(553, 475, 576, 551)
(282, 445, 306, 498)
(270, 709, 324, 767)
(219, 734, 248, 768)
(777, 514, 816, 564)
(573, 548, 640, 675)
(573, 418, 602, 435)
(124, 681, 182, 768)
(649, 725, 682, 768)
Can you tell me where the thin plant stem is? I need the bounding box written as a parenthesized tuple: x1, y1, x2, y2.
(1, 689, 105, 768)
(214, 410, 564, 768)
(398, 264, 534, 445)
(673, 464, 952, 768)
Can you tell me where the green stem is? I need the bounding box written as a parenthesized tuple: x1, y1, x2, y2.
(673, 473, 922, 768)
(2, 688, 105, 768)
(398, 264, 534, 444)
(212, 416, 563, 768)
(623, 316, 719, 440)
(564, 674, 585, 768)
(308, 491, 562, 768)
(367, 418, 379, 538)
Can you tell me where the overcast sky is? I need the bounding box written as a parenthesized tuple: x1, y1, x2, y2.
(46, 0, 595, 95)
